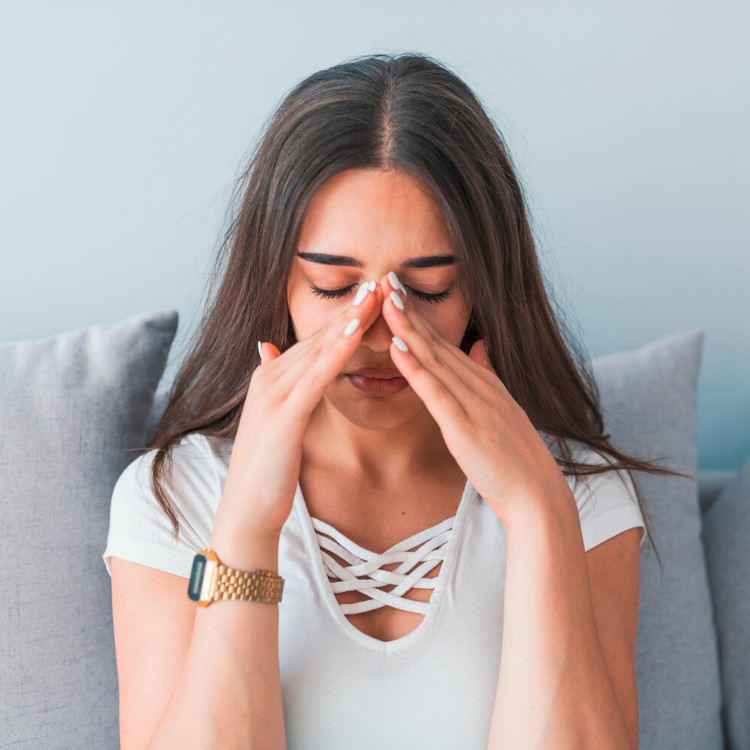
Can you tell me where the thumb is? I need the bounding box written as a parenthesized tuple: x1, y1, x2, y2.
(468, 339, 494, 372)
(258, 341, 282, 363)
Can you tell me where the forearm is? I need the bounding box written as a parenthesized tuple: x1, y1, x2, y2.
(149, 526, 286, 750)
(487, 493, 633, 750)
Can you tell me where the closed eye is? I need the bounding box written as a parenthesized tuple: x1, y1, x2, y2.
(308, 283, 453, 303)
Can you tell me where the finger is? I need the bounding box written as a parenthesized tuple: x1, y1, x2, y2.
(379, 277, 488, 408)
(380, 271, 466, 364)
(261, 279, 380, 378)
(282, 308, 376, 418)
(262, 280, 382, 411)
(468, 339, 495, 372)
(258, 341, 282, 363)
(381, 271, 504, 392)
(388, 326, 487, 430)
(389, 333, 469, 426)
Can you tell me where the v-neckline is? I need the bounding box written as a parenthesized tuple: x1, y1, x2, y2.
(293, 477, 475, 652)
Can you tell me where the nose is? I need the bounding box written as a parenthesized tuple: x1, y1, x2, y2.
(360, 288, 394, 352)
(362, 314, 394, 349)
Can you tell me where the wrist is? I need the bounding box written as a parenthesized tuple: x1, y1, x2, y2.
(208, 524, 281, 574)
(495, 486, 579, 536)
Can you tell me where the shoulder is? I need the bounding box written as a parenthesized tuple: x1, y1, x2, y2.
(106, 433, 231, 571)
(115, 432, 227, 508)
(560, 442, 647, 553)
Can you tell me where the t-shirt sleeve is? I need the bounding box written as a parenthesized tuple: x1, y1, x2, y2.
(568, 450, 648, 553)
(101, 434, 222, 579)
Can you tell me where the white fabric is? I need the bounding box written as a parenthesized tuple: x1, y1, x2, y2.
(102, 432, 646, 749)
(313, 515, 453, 615)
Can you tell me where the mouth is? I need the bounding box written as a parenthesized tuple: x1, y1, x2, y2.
(344, 369, 409, 395)
(345, 368, 402, 379)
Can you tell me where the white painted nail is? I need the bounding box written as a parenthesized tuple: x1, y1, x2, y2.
(257, 341, 263, 360)
(352, 282, 370, 306)
(392, 336, 409, 352)
(367, 280, 377, 292)
(390, 290, 405, 310)
(388, 271, 407, 295)
(343, 318, 360, 337)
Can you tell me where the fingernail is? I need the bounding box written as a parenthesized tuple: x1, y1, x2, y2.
(388, 271, 407, 295)
(389, 290, 405, 310)
(257, 341, 263, 360)
(352, 282, 370, 306)
(392, 336, 409, 352)
(367, 280, 377, 292)
(343, 318, 360, 337)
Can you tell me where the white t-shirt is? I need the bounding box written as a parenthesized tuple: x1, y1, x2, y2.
(102, 432, 646, 749)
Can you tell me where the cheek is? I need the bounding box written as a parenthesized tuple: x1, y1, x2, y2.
(427, 303, 472, 346)
(288, 296, 338, 341)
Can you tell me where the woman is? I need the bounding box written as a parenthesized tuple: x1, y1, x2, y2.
(104, 52, 680, 749)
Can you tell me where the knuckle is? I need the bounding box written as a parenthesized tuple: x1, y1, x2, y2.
(430, 379, 453, 407)
(248, 367, 266, 392)
(432, 387, 450, 408)
(422, 347, 442, 371)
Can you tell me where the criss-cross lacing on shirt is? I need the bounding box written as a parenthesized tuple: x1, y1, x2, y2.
(310, 515, 456, 615)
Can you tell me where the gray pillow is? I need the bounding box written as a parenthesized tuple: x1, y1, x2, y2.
(702, 454, 750, 750)
(0, 310, 178, 750)
(590, 329, 723, 750)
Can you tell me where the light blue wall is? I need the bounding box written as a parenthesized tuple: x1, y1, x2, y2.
(1, 2, 747, 470)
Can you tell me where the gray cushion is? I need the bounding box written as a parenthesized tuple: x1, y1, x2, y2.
(0, 310, 178, 750)
(145, 383, 172, 444)
(702, 455, 750, 750)
(590, 329, 723, 750)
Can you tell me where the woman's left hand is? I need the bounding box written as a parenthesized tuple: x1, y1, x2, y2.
(379, 274, 573, 524)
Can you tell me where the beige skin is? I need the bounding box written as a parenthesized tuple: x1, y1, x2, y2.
(285, 167, 475, 551)
(288, 167, 473, 477)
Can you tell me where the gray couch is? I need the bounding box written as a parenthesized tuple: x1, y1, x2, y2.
(1, 309, 748, 749)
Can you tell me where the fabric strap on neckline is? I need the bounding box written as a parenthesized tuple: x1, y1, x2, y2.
(310, 515, 456, 615)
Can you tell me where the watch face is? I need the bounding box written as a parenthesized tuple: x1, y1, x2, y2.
(187, 554, 207, 601)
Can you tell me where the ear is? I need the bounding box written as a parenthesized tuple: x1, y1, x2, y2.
(468, 339, 494, 372)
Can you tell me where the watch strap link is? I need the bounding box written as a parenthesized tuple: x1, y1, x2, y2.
(210, 564, 284, 604)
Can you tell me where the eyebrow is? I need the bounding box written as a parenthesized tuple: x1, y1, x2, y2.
(295, 252, 457, 269)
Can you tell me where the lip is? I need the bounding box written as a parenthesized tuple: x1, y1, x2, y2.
(346, 368, 402, 379)
(344, 371, 409, 395)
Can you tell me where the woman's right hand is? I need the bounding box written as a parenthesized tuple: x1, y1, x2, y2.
(211, 279, 384, 546)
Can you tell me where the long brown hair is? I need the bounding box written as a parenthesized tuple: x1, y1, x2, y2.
(140, 52, 687, 567)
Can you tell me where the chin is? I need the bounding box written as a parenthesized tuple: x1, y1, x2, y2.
(326, 388, 423, 431)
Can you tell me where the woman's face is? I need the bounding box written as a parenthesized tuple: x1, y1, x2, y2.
(287, 167, 473, 430)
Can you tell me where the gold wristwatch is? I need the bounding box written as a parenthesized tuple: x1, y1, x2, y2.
(187, 548, 284, 607)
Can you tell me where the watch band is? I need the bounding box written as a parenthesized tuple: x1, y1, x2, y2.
(188, 548, 284, 607)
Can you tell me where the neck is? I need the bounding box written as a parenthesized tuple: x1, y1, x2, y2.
(302, 398, 455, 483)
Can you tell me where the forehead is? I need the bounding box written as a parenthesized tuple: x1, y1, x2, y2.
(296, 168, 453, 265)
